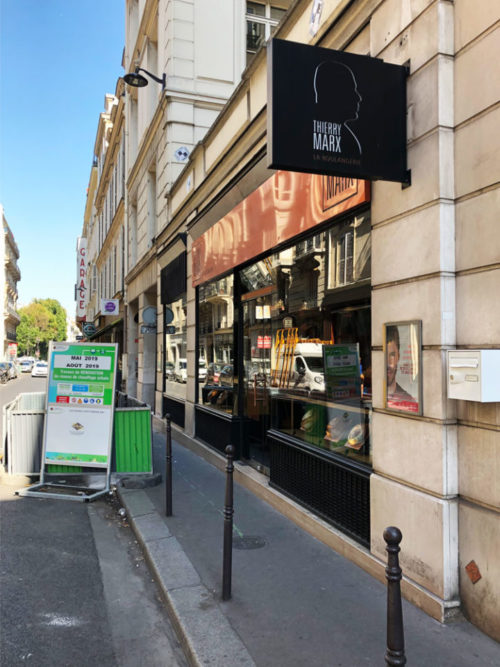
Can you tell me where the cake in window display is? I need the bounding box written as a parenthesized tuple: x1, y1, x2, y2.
(324, 412, 363, 450)
(299, 405, 327, 445)
(345, 423, 365, 450)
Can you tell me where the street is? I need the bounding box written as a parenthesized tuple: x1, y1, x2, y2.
(0, 374, 187, 667)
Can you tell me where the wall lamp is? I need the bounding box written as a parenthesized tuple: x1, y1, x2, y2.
(123, 67, 166, 91)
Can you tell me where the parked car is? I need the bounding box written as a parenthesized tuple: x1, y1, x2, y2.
(205, 362, 223, 385)
(7, 361, 18, 379)
(31, 361, 48, 377)
(0, 363, 9, 384)
(219, 364, 234, 387)
(20, 359, 34, 373)
(198, 358, 207, 382)
(165, 361, 175, 380)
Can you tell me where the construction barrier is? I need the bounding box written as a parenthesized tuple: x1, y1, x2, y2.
(2, 392, 152, 476)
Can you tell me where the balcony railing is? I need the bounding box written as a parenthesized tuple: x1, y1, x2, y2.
(5, 305, 20, 322)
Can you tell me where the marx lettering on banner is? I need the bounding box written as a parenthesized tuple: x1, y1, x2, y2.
(267, 39, 410, 185)
(322, 176, 358, 211)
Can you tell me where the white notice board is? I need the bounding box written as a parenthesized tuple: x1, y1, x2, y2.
(43, 341, 117, 468)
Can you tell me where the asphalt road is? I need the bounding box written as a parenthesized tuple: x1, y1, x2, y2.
(0, 374, 187, 667)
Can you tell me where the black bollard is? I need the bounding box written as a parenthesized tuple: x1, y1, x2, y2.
(384, 526, 406, 666)
(165, 413, 172, 517)
(222, 444, 234, 601)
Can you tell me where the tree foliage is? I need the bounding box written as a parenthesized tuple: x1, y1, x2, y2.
(17, 299, 67, 357)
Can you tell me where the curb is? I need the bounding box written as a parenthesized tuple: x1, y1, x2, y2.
(116, 486, 256, 667)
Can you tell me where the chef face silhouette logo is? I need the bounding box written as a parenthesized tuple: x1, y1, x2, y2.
(313, 60, 362, 155)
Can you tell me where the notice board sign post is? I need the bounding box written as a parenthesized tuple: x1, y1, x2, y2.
(17, 341, 118, 502)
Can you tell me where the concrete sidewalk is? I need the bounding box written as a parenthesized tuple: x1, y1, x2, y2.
(117, 427, 500, 667)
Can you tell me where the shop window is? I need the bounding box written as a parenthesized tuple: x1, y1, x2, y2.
(240, 213, 372, 467)
(197, 275, 235, 415)
(163, 294, 187, 401)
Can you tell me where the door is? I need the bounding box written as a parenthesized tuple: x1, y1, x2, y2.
(242, 293, 273, 469)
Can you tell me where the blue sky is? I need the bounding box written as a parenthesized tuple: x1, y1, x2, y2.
(0, 0, 124, 318)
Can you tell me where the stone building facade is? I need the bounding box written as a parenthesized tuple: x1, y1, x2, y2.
(81, 0, 500, 640)
(81, 85, 126, 368)
(0, 205, 21, 359)
(153, 0, 500, 641)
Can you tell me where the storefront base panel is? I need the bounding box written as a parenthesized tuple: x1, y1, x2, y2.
(194, 406, 241, 458)
(370, 474, 459, 602)
(458, 501, 500, 642)
(162, 396, 185, 429)
(268, 431, 371, 548)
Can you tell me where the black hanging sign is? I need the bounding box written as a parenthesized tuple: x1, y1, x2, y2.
(267, 39, 410, 184)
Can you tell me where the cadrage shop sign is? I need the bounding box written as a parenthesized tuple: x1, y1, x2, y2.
(76, 237, 87, 319)
(267, 39, 409, 184)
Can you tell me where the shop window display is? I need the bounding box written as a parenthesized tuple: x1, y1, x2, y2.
(163, 295, 187, 401)
(197, 275, 235, 415)
(240, 212, 372, 467)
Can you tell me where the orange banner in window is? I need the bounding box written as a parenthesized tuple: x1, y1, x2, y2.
(192, 172, 370, 286)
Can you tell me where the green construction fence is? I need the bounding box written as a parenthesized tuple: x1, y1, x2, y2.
(113, 407, 152, 473)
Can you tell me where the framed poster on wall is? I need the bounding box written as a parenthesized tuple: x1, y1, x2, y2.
(383, 321, 422, 415)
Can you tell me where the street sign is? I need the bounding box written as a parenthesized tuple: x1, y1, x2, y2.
(140, 325, 156, 334)
(83, 323, 97, 336)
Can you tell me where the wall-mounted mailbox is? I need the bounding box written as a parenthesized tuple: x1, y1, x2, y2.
(447, 350, 500, 402)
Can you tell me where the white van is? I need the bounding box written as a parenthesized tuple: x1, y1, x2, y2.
(290, 343, 325, 393)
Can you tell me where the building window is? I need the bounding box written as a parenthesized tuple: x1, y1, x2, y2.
(147, 168, 156, 248)
(121, 228, 125, 290)
(337, 231, 353, 286)
(246, 2, 286, 65)
(327, 214, 370, 290)
(129, 202, 138, 266)
(113, 246, 117, 295)
(197, 274, 235, 415)
(107, 256, 112, 298)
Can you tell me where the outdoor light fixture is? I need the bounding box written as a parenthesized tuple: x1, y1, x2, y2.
(123, 67, 166, 90)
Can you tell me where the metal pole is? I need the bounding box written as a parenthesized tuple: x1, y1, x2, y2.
(384, 526, 406, 666)
(222, 444, 234, 601)
(165, 413, 172, 517)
